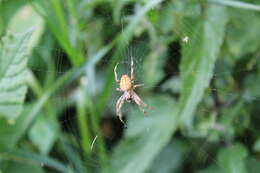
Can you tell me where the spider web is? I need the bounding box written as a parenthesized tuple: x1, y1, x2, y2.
(4, 1, 260, 173)
(33, 12, 260, 173)
(104, 3, 260, 173)
(26, 46, 103, 172)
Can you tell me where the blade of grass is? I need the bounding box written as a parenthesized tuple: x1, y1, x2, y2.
(85, 93, 108, 170)
(77, 43, 114, 170)
(59, 141, 88, 173)
(76, 43, 114, 157)
(30, 0, 85, 66)
(209, 0, 260, 12)
(51, 0, 68, 36)
(66, 0, 81, 49)
(76, 85, 92, 155)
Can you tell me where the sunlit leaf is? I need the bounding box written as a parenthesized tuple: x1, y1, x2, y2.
(0, 31, 32, 119)
(8, 4, 44, 52)
(0, 0, 27, 34)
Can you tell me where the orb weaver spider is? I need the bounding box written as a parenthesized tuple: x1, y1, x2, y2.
(114, 57, 148, 126)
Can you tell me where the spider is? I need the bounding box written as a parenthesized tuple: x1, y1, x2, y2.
(114, 57, 148, 126)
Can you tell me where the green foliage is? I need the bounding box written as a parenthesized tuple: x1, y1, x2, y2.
(0, 105, 34, 150)
(217, 143, 248, 173)
(227, 9, 260, 58)
(1, 0, 260, 173)
(109, 95, 177, 173)
(146, 140, 188, 173)
(29, 115, 58, 154)
(0, 0, 27, 35)
(1, 160, 44, 173)
(0, 31, 31, 119)
(179, 4, 228, 130)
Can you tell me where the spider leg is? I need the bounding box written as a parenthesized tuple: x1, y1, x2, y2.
(114, 63, 120, 83)
(133, 83, 144, 89)
(132, 91, 148, 114)
(116, 94, 127, 127)
(130, 56, 134, 81)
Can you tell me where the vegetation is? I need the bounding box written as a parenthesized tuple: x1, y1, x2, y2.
(0, 0, 260, 173)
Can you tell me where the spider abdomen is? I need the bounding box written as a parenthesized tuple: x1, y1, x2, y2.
(120, 74, 132, 91)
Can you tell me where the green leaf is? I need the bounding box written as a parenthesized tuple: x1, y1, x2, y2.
(217, 143, 248, 173)
(0, 0, 27, 34)
(29, 115, 58, 155)
(146, 140, 188, 173)
(0, 104, 35, 150)
(0, 149, 71, 173)
(226, 9, 260, 58)
(0, 161, 44, 173)
(0, 31, 32, 119)
(8, 4, 44, 53)
(179, 4, 228, 130)
(109, 95, 177, 173)
(246, 157, 260, 173)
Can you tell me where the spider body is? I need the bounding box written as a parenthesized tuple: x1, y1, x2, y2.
(114, 57, 148, 126)
(119, 74, 132, 91)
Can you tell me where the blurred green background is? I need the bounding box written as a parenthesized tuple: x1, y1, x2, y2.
(1, 0, 260, 173)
